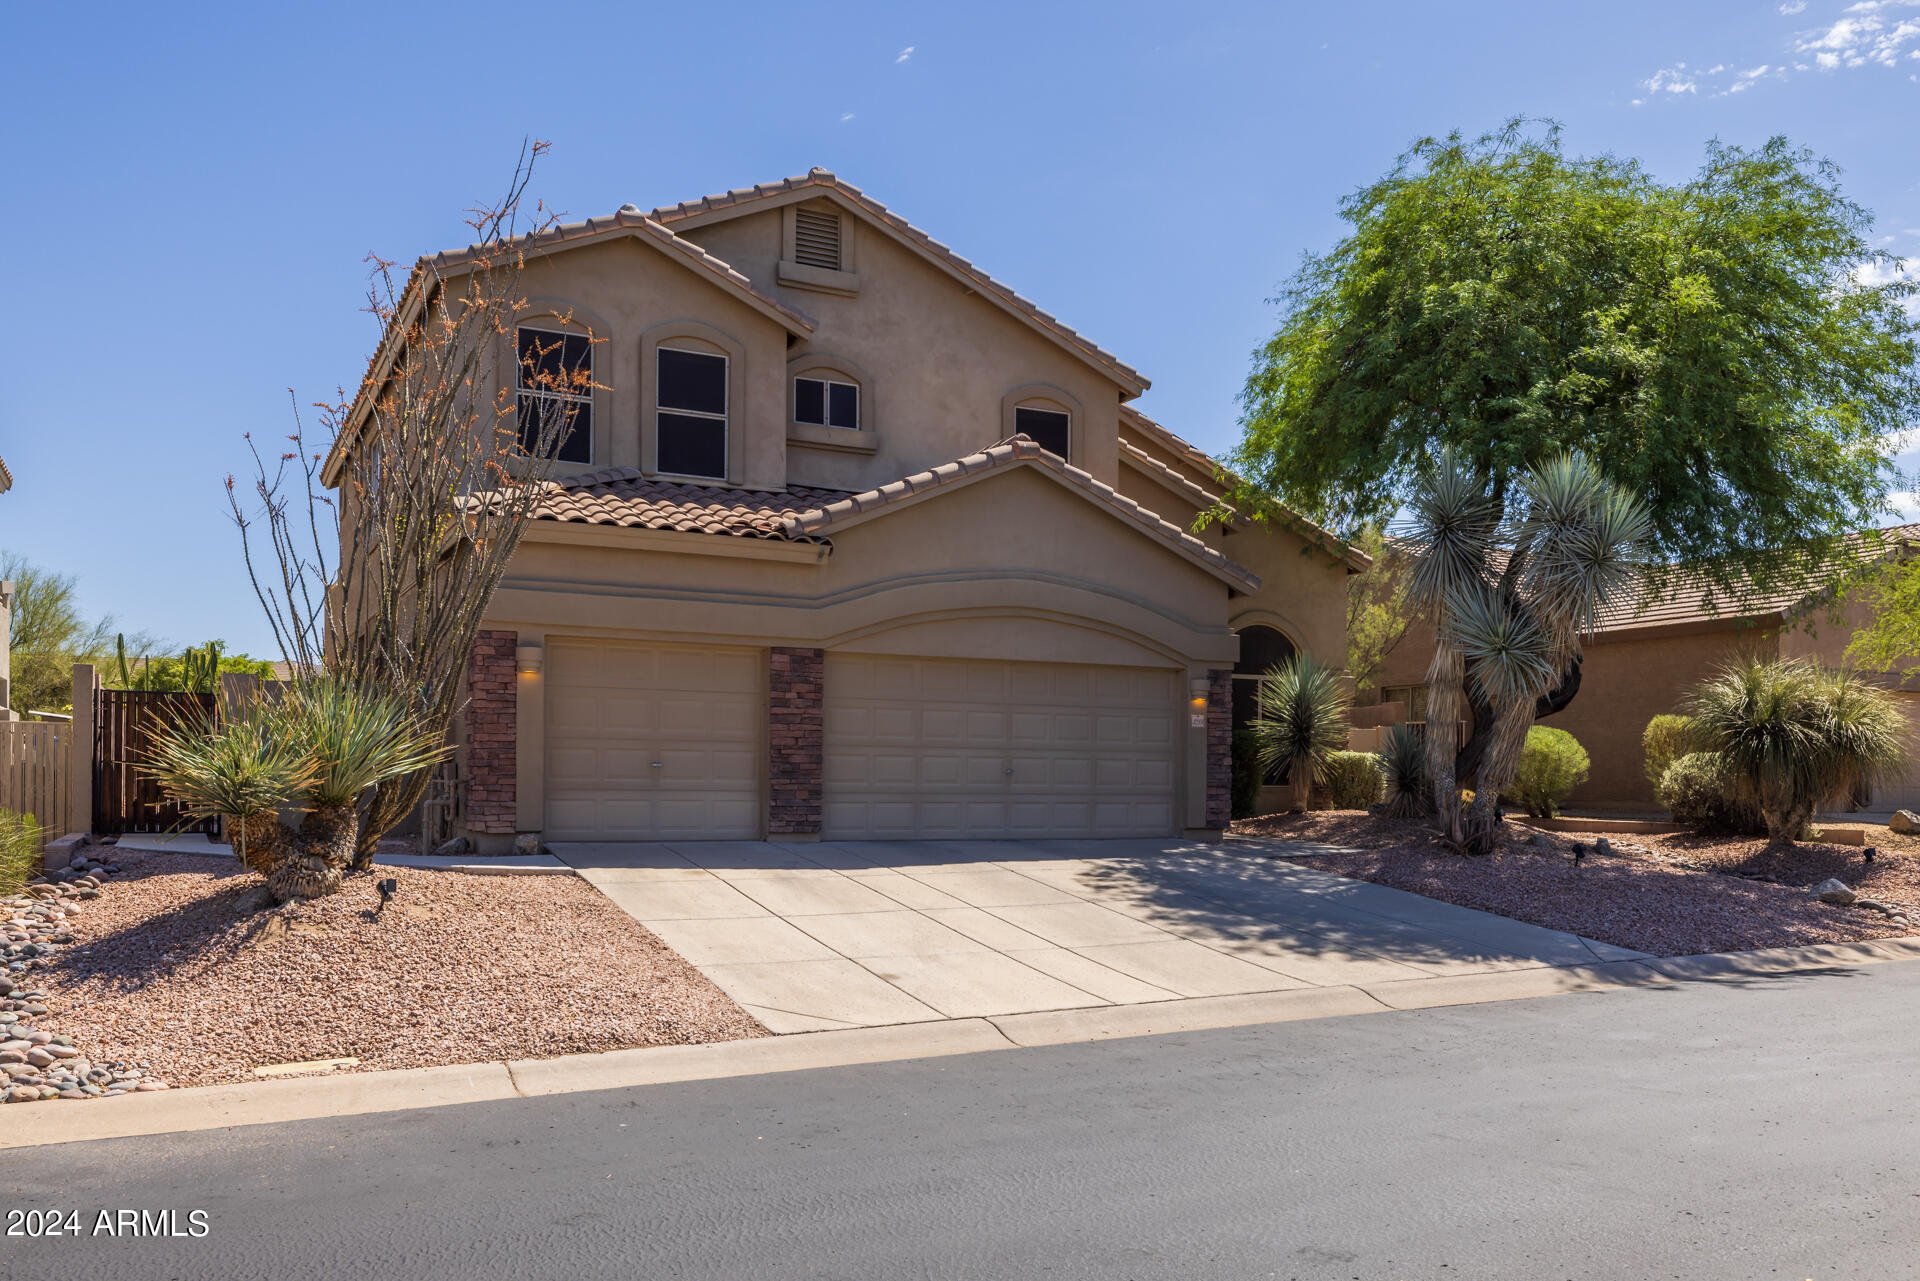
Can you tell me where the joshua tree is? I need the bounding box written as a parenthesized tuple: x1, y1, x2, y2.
(1251, 655, 1351, 812)
(1686, 657, 1908, 850)
(1402, 452, 1650, 853)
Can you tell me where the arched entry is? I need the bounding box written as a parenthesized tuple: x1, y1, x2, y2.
(1231, 625, 1298, 781)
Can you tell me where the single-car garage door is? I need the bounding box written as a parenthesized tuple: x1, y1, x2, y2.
(545, 640, 761, 840)
(823, 655, 1178, 839)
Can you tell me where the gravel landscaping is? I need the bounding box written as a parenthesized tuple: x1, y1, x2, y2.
(9, 845, 766, 1092)
(1232, 811, 1916, 957)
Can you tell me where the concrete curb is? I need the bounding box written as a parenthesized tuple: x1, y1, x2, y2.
(7, 937, 1918, 1151)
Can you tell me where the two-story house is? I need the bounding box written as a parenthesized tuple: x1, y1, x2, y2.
(331, 170, 1365, 849)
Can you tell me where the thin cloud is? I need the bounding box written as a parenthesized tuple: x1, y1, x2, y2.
(1642, 63, 1700, 94)
(1796, 2, 1920, 69)
(1781, 0, 1807, 11)
(839, 112, 856, 123)
(896, 45, 914, 63)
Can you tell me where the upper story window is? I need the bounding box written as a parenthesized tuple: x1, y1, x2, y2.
(657, 346, 728, 480)
(1014, 405, 1070, 459)
(794, 375, 859, 429)
(516, 327, 593, 465)
(793, 209, 843, 271)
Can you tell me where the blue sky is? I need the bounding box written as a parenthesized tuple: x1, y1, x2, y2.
(2, 0, 1916, 657)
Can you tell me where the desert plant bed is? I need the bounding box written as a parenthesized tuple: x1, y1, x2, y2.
(1230, 811, 1915, 958)
(9, 847, 766, 1092)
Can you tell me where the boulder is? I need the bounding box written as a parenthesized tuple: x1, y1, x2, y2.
(432, 837, 471, 857)
(1890, 810, 1920, 836)
(513, 833, 544, 857)
(1813, 878, 1856, 905)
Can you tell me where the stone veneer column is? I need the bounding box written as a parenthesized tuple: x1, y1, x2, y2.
(1205, 668, 1232, 829)
(768, 647, 825, 836)
(466, 630, 518, 835)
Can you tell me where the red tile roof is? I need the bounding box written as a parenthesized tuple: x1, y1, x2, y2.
(528, 467, 848, 541)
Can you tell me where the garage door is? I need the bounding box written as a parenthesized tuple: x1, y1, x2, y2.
(545, 640, 761, 840)
(823, 655, 1178, 839)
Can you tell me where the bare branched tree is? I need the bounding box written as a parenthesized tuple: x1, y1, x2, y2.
(230, 140, 600, 866)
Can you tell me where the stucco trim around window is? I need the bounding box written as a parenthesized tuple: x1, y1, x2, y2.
(512, 303, 611, 476)
(640, 320, 746, 484)
(1000, 383, 1083, 464)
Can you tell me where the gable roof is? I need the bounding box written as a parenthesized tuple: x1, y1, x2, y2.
(0, 455, 10, 494)
(1119, 406, 1372, 574)
(785, 436, 1258, 592)
(650, 169, 1150, 399)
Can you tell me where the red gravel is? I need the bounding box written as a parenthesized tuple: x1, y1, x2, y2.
(30, 851, 767, 1086)
(1231, 811, 1914, 958)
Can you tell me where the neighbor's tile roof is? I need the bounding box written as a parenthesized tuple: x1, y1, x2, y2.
(1590, 522, 1920, 635)
(528, 467, 848, 541)
(0, 455, 10, 493)
(650, 169, 1148, 395)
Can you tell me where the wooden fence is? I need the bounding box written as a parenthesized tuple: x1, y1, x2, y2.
(0, 721, 72, 841)
(93, 690, 220, 836)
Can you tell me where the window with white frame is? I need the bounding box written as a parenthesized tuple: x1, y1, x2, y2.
(1013, 405, 1070, 458)
(515, 327, 593, 464)
(656, 346, 728, 479)
(794, 374, 859, 429)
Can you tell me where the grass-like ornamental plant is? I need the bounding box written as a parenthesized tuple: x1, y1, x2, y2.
(1377, 723, 1429, 820)
(1510, 726, 1590, 818)
(0, 810, 43, 897)
(142, 675, 450, 901)
(1685, 657, 1908, 848)
(1252, 655, 1351, 811)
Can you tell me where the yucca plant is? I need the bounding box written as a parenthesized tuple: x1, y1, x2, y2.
(1402, 450, 1650, 852)
(142, 675, 450, 901)
(1377, 723, 1429, 820)
(1687, 657, 1908, 849)
(1251, 655, 1351, 811)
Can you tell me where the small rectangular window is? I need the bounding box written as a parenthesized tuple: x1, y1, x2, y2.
(793, 208, 842, 270)
(794, 376, 859, 429)
(657, 347, 728, 479)
(1014, 406, 1070, 458)
(516, 327, 593, 464)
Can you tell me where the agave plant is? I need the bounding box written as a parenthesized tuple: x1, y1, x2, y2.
(1687, 657, 1908, 849)
(1377, 723, 1429, 820)
(1402, 450, 1650, 852)
(1251, 655, 1351, 811)
(142, 675, 449, 901)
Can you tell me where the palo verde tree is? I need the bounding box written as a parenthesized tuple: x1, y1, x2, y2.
(1230, 119, 1920, 819)
(230, 140, 595, 867)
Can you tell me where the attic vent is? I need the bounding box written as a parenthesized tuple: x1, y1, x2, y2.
(793, 208, 843, 270)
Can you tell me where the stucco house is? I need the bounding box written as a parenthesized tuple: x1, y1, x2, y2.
(1363, 524, 1920, 814)
(331, 170, 1363, 849)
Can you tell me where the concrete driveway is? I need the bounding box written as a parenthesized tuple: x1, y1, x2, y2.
(549, 838, 1647, 1032)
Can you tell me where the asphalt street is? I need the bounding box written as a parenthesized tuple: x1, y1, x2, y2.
(4, 960, 1918, 1281)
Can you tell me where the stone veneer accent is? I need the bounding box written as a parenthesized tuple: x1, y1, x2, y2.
(1205, 668, 1232, 829)
(466, 630, 518, 835)
(768, 646, 825, 835)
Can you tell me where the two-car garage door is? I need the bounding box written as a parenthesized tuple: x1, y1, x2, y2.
(821, 655, 1177, 839)
(542, 642, 1180, 841)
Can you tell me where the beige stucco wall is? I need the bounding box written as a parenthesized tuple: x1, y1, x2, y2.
(483, 463, 1245, 835)
(677, 201, 1125, 492)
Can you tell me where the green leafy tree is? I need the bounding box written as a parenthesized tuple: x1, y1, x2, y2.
(1234, 118, 1918, 628)
(1845, 543, 1920, 680)
(1345, 525, 1411, 694)
(0, 551, 139, 713)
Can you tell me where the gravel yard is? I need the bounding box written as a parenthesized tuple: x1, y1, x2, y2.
(1232, 811, 1915, 957)
(21, 848, 766, 1089)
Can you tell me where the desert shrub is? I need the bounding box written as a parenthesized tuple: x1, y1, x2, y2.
(1324, 751, 1385, 809)
(1511, 726, 1590, 818)
(0, 810, 43, 897)
(1642, 714, 1699, 790)
(1687, 657, 1909, 846)
(1251, 655, 1351, 810)
(1230, 728, 1265, 820)
(1658, 751, 1764, 834)
(1378, 723, 1428, 819)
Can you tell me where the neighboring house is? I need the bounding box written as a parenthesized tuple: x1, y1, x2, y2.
(327, 170, 1365, 849)
(1363, 524, 1920, 813)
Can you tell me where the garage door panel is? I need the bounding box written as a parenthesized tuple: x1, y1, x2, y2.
(545, 640, 762, 841)
(825, 656, 1178, 840)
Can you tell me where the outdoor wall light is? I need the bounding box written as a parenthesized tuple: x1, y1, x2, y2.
(1188, 676, 1210, 728)
(516, 645, 544, 676)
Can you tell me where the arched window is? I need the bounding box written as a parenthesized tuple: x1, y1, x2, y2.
(1232, 625, 1299, 781)
(793, 371, 859, 429)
